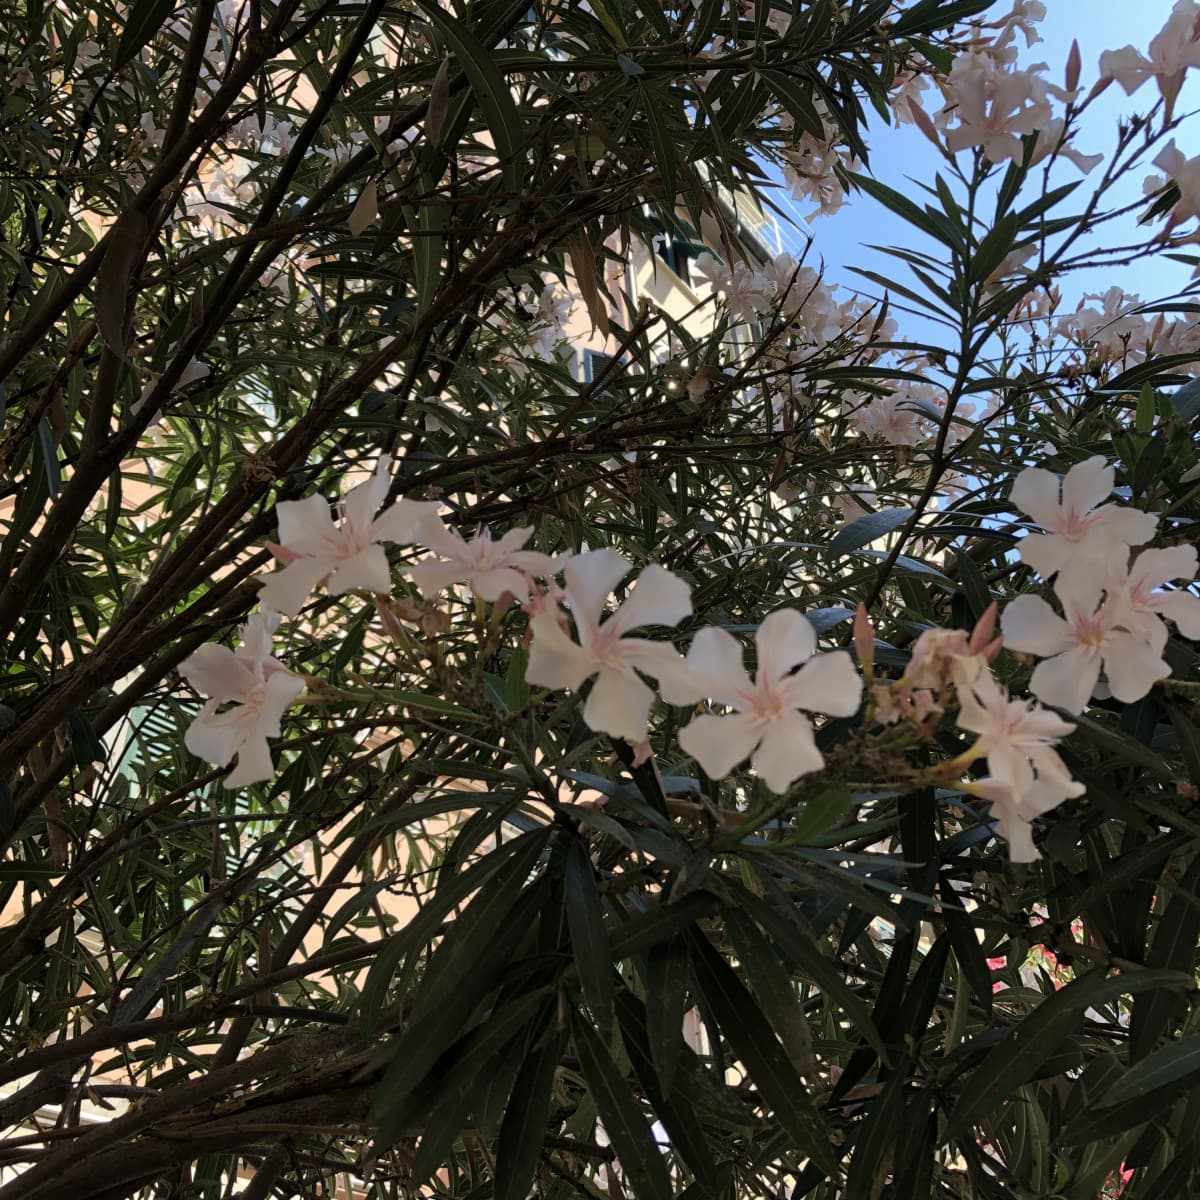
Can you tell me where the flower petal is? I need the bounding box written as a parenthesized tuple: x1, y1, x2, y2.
(225, 734, 276, 789)
(257, 556, 335, 617)
(341, 457, 391, 537)
(1099, 46, 1153, 93)
(1017, 532, 1070, 579)
(991, 797, 1041, 863)
(1102, 630, 1169, 703)
(407, 558, 470, 598)
(582, 666, 657, 743)
(564, 549, 631, 634)
(1000, 595, 1073, 657)
(276, 493, 339, 557)
(1155, 588, 1200, 639)
(258, 670, 306, 739)
(179, 644, 254, 703)
(326, 544, 392, 596)
(754, 609, 816, 684)
(675, 626, 751, 707)
(1010, 465, 1062, 527)
(679, 712, 763, 781)
(1061, 455, 1113, 515)
(782, 649, 861, 717)
(494, 525, 536, 554)
(1131, 544, 1199, 591)
(471, 567, 530, 602)
(751, 711, 823, 793)
(237, 611, 282, 661)
(525, 612, 597, 692)
(372, 498, 445, 544)
(184, 701, 239, 766)
(510, 550, 561, 578)
(1093, 504, 1158, 548)
(608, 564, 692, 636)
(1029, 646, 1101, 713)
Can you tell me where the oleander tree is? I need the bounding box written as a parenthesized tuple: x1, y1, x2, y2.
(2, 0, 1200, 1196)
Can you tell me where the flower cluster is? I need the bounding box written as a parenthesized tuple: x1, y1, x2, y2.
(870, 604, 1081, 863)
(175, 451, 1195, 864)
(1052, 287, 1200, 373)
(929, 9, 1099, 173)
(1100, 0, 1200, 109)
(524, 553, 862, 791)
(1000, 457, 1197, 714)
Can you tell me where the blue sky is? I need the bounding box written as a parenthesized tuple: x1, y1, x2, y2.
(773, 0, 1200, 320)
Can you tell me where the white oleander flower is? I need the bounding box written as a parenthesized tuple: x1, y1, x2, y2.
(525, 550, 692, 744)
(674, 609, 861, 793)
(258, 455, 441, 616)
(1011, 456, 1157, 585)
(408, 522, 559, 602)
(179, 612, 305, 787)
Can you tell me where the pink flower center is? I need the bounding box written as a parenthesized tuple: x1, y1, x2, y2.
(1058, 505, 1100, 543)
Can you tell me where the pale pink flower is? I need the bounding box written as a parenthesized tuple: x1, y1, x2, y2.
(1001, 581, 1170, 713)
(941, 50, 1056, 165)
(1010, 456, 1158, 584)
(1106, 545, 1200, 650)
(692, 252, 771, 320)
(408, 522, 558, 602)
(956, 672, 1084, 861)
(524, 550, 692, 744)
(1150, 139, 1200, 228)
(1099, 0, 1200, 107)
(907, 607, 1000, 691)
(257, 456, 441, 616)
(1027, 118, 1103, 174)
(674, 609, 861, 793)
(845, 391, 931, 447)
(964, 775, 1077, 863)
(179, 612, 305, 787)
(873, 683, 941, 726)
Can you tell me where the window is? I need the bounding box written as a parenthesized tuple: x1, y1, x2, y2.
(646, 216, 695, 285)
(583, 350, 613, 383)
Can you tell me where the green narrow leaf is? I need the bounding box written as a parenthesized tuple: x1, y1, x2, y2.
(566, 840, 616, 1040)
(416, 0, 526, 197)
(493, 1030, 565, 1200)
(36, 417, 61, 498)
(359, 827, 548, 1033)
(408, 1076, 477, 1187)
(968, 214, 1021, 284)
(1067, 710, 1176, 779)
(114, 0, 175, 66)
(614, 990, 723, 1196)
(952, 549, 993, 623)
(638, 81, 677, 205)
(572, 1005, 673, 1200)
(93, 209, 147, 360)
(845, 1071, 908, 1199)
(369, 880, 547, 1139)
(688, 930, 839, 1176)
(738, 887, 891, 1064)
(782, 785, 852, 846)
(609, 892, 718, 960)
(644, 937, 689, 1097)
(1098, 1034, 1200, 1109)
(506, 645, 529, 712)
(939, 877, 993, 1017)
(1131, 856, 1200, 1059)
(829, 508, 916, 556)
(844, 171, 960, 248)
(946, 968, 1194, 1139)
(725, 908, 814, 1073)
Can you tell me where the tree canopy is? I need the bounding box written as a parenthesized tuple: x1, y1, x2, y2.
(2, 0, 1200, 1197)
